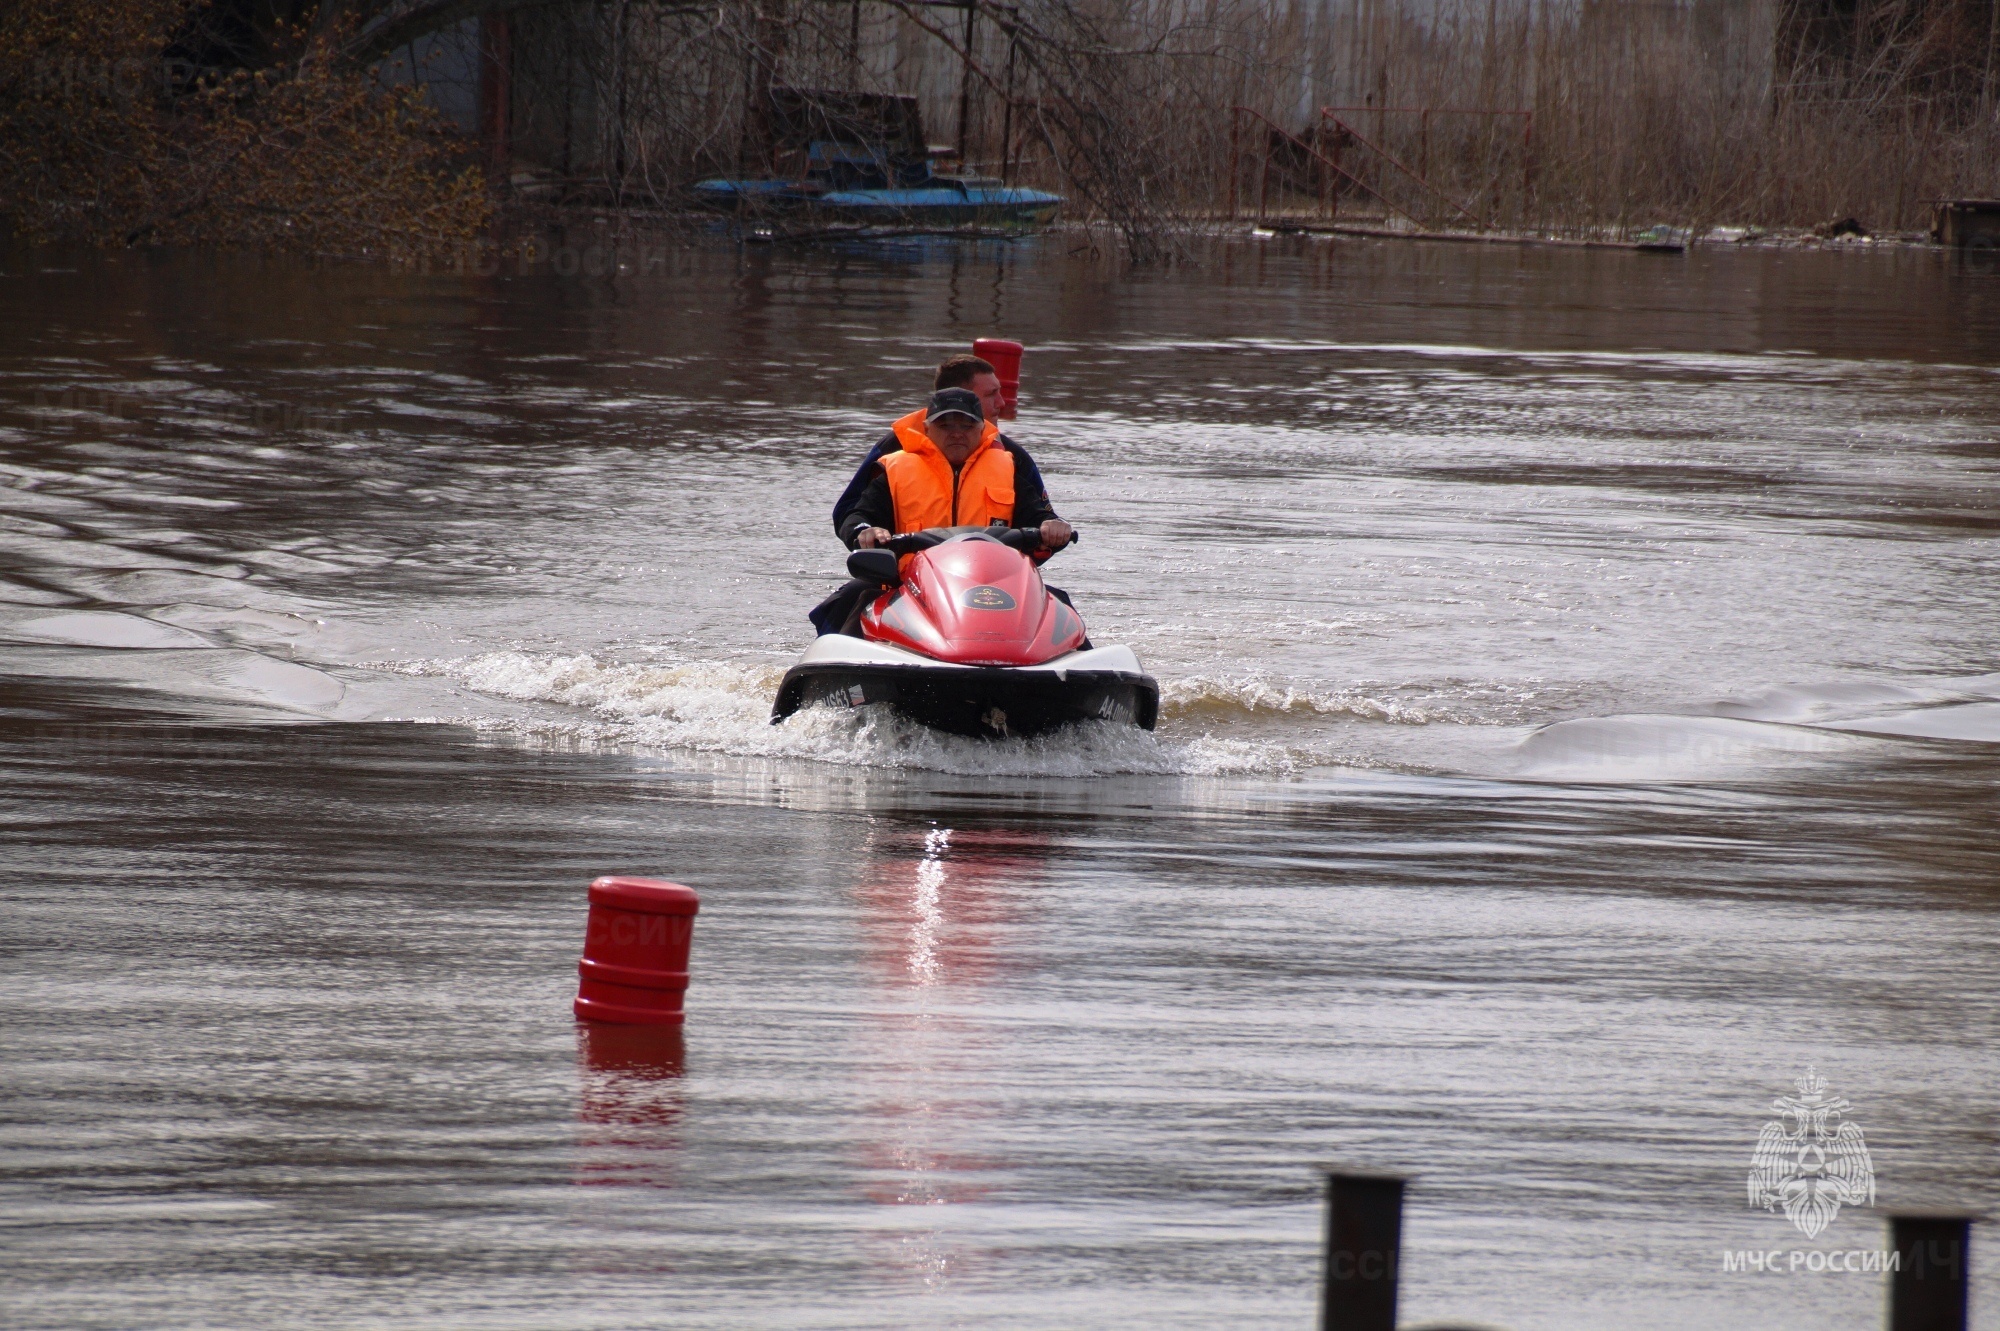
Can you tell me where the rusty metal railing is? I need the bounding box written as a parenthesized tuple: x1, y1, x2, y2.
(1227, 104, 1534, 233)
(1319, 105, 1534, 232)
(1227, 106, 1423, 230)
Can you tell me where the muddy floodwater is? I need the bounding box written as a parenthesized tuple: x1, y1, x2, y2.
(3, 234, 1998, 1330)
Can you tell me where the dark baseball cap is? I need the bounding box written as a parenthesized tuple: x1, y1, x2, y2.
(925, 387, 983, 423)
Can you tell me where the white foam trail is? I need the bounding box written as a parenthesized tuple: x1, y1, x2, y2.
(1162, 673, 1462, 724)
(382, 651, 1296, 776)
(1510, 714, 1867, 781)
(1826, 702, 2000, 743)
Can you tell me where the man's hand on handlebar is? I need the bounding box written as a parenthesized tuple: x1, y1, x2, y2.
(866, 523, 1077, 556)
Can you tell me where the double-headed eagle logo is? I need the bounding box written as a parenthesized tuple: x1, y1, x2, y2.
(1748, 1067, 1875, 1238)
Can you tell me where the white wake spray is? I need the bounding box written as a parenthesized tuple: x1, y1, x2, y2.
(383, 651, 1300, 776)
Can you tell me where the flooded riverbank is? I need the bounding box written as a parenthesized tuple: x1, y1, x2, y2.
(3, 234, 1997, 1328)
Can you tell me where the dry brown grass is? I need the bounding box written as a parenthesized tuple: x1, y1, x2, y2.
(6, 1, 1992, 260)
(495, 1, 1999, 257)
(1200, 0, 2000, 238)
(0, 0, 490, 257)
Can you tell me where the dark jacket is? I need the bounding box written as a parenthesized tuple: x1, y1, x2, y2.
(834, 431, 1058, 549)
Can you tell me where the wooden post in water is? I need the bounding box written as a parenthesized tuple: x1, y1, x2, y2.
(739, 0, 788, 175)
(1419, 108, 1429, 189)
(1256, 131, 1272, 226)
(956, 1, 977, 165)
(1319, 1171, 1404, 1331)
(1886, 1210, 1975, 1331)
(1521, 113, 1536, 229)
(478, 14, 511, 192)
(999, 30, 1017, 184)
(1227, 109, 1241, 220)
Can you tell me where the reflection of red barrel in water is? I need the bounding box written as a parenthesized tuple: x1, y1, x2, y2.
(574, 876, 699, 1025)
(578, 1022, 687, 1095)
(576, 1020, 686, 1188)
(578, 1024, 685, 1131)
(972, 338, 1023, 419)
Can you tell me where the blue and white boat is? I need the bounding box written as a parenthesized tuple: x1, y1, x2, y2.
(693, 90, 1062, 233)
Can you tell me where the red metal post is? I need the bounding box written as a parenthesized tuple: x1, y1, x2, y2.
(1329, 130, 1342, 220)
(1312, 124, 1328, 219)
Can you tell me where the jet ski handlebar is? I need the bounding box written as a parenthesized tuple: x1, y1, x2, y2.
(848, 526, 1076, 586)
(883, 525, 1078, 557)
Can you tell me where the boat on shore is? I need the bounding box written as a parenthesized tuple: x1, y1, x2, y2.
(694, 88, 1062, 235)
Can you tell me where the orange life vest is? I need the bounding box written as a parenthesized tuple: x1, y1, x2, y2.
(880, 409, 1015, 534)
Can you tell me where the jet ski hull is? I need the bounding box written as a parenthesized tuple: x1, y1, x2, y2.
(772, 639, 1158, 738)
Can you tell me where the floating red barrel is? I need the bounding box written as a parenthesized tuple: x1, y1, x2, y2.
(972, 337, 1023, 419)
(574, 876, 699, 1026)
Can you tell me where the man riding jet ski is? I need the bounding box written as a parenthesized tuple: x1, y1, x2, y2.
(830, 352, 1053, 545)
(773, 388, 1159, 738)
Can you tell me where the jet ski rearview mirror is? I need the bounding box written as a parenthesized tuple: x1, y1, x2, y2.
(847, 548, 902, 585)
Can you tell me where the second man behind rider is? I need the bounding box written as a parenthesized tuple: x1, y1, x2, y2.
(831, 353, 1069, 551)
(837, 387, 1072, 553)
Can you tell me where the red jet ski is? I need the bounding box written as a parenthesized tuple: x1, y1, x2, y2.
(772, 526, 1159, 738)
